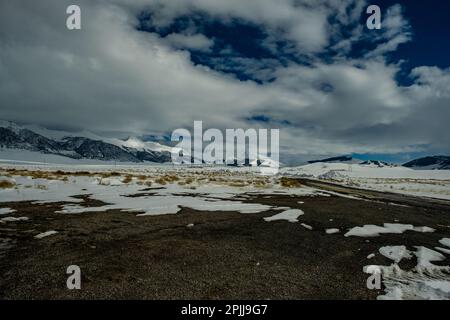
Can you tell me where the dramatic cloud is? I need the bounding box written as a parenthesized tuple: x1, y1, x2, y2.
(0, 0, 449, 163)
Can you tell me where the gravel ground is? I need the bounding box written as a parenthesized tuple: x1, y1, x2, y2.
(0, 180, 449, 299)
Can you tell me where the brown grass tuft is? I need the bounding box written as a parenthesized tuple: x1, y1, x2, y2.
(280, 177, 303, 188)
(122, 175, 133, 184)
(0, 180, 15, 189)
(155, 177, 167, 185)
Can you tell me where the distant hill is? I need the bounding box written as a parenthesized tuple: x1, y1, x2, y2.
(359, 160, 391, 167)
(403, 156, 450, 170)
(308, 155, 354, 164)
(308, 155, 396, 167)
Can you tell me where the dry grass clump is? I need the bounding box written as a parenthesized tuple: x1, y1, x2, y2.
(252, 179, 269, 188)
(24, 170, 52, 180)
(228, 180, 248, 187)
(165, 175, 180, 182)
(279, 177, 303, 188)
(144, 181, 153, 187)
(99, 172, 121, 178)
(177, 177, 195, 186)
(55, 170, 93, 177)
(155, 177, 167, 185)
(154, 175, 180, 185)
(0, 179, 16, 189)
(2, 168, 94, 181)
(122, 175, 133, 184)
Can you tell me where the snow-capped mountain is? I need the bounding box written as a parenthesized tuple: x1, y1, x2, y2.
(0, 120, 172, 163)
(359, 160, 393, 167)
(403, 156, 450, 170)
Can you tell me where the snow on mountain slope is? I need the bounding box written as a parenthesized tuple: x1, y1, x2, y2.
(0, 120, 173, 163)
(0, 120, 172, 153)
(0, 149, 144, 165)
(115, 137, 173, 153)
(403, 156, 450, 170)
(249, 156, 280, 167)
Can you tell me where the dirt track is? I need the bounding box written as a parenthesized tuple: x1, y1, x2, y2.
(0, 180, 450, 299)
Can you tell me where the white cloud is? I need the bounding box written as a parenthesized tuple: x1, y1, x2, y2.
(0, 0, 449, 160)
(366, 4, 411, 57)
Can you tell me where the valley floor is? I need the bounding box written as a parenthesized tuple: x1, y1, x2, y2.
(0, 164, 449, 299)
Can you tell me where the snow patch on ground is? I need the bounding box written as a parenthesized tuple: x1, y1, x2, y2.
(0, 216, 29, 223)
(301, 223, 313, 230)
(0, 208, 15, 215)
(364, 263, 450, 300)
(435, 247, 450, 255)
(414, 246, 446, 269)
(34, 231, 58, 239)
(413, 226, 435, 233)
(264, 209, 304, 223)
(379, 246, 412, 263)
(365, 245, 450, 300)
(345, 223, 434, 237)
(439, 238, 450, 248)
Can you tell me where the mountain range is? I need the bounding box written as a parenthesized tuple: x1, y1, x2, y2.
(0, 120, 449, 169)
(308, 155, 391, 167)
(0, 121, 172, 163)
(308, 155, 450, 170)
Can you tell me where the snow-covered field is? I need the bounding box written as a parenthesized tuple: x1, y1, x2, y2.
(283, 163, 450, 200)
(1, 161, 449, 300)
(0, 163, 321, 216)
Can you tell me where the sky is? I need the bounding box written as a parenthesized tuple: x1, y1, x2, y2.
(0, 0, 449, 164)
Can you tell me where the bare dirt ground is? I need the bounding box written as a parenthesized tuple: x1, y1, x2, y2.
(0, 179, 450, 299)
